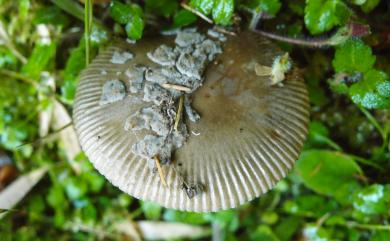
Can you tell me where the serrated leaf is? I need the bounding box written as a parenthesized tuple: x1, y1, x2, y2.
(244, 0, 282, 16)
(353, 184, 390, 215)
(304, 0, 351, 34)
(125, 15, 144, 40)
(110, 0, 140, 24)
(349, 69, 390, 109)
(212, 0, 234, 26)
(190, 0, 214, 15)
(296, 150, 362, 199)
(332, 39, 376, 74)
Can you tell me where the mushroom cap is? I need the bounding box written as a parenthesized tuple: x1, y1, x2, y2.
(73, 31, 309, 212)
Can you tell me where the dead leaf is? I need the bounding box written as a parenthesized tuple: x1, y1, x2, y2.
(114, 220, 211, 240)
(0, 167, 48, 218)
(51, 100, 81, 173)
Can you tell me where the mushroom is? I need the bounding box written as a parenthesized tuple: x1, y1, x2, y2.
(73, 29, 309, 212)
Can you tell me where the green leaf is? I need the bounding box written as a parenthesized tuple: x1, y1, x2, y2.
(349, 69, 390, 109)
(125, 15, 144, 40)
(61, 42, 85, 104)
(306, 121, 341, 150)
(190, 0, 214, 15)
(361, 0, 380, 13)
(47, 184, 67, 209)
(283, 195, 337, 217)
(141, 201, 162, 220)
(205, 210, 240, 232)
(64, 178, 87, 200)
(33, 6, 70, 27)
(173, 9, 197, 28)
(274, 216, 301, 241)
(371, 230, 390, 241)
(212, 0, 234, 26)
(296, 150, 362, 199)
(110, 0, 141, 24)
(333, 39, 376, 74)
(82, 172, 105, 193)
(353, 184, 390, 215)
(163, 209, 209, 225)
(244, 0, 282, 16)
(304, 0, 351, 34)
(145, 0, 179, 18)
(21, 43, 56, 79)
(303, 224, 332, 241)
(251, 225, 280, 241)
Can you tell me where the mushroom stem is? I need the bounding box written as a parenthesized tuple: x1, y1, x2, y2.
(174, 96, 184, 132)
(161, 83, 192, 93)
(154, 156, 167, 187)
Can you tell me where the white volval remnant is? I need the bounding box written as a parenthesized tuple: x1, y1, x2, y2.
(110, 50, 134, 64)
(101, 70, 107, 75)
(100, 79, 126, 105)
(271, 53, 292, 85)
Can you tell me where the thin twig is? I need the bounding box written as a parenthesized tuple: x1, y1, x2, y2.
(0, 21, 27, 64)
(358, 106, 386, 143)
(174, 95, 184, 131)
(162, 83, 192, 93)
(180, 2, 236, 36)
(214, 26, 236, 36)
(342, 222, 390, 231)
(180, 2, 213, 24)
(154, 156, 167, 187)
(347, 154, 385, 172)
(252, 29, 332, 48)
(16, 122, 73, 149)
(0, 69, 38, 87)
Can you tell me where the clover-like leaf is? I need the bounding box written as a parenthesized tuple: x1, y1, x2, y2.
(349, 69, 390, 109)
(190, 0, 214, 15)
(353, 184, 390, 215)
(212, 0, 234, 25)
(244, 0, 282, 16)
(304, 0, 351, 34)
(332, 39, 376, 74)
(125, 15, 144, 40)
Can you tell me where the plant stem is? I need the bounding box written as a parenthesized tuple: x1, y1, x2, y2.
(358, 106, 388, 151)
(347, 154, 385, 172)
(84, 0, 93, 66)
(342, 222, 390, 231)
(51, 0, 105, 30)
(0, 21, 27, 64)
(252, 29, 333, 48)
(0, 69, 38, 87)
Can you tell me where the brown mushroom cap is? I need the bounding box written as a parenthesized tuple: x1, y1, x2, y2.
(73, 31, 309, 212)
